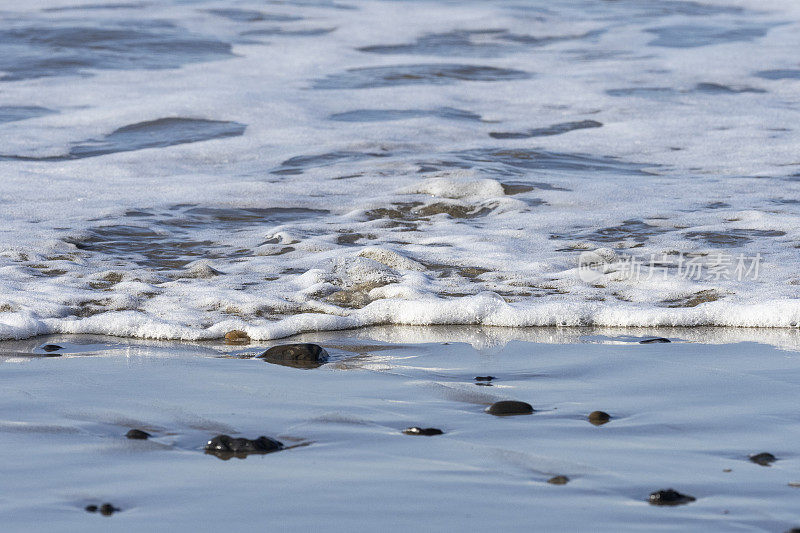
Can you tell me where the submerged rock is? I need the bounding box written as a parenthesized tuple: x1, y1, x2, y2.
(547, 475, 569, 485)
(258, 343, 329, 369)
(224, 330, 250, 344)
(205, 434, 283, 459)
(648, 489, 696, 506)
(125, 429, 151, 440)
(402, 427, 444, 436)
(639, 337, 670, 344)
(486, 400, 534, 416)
(86, 503, 119, 515)
(41, 344, 63, 352)
(750, 452, 777, 466)
(588, 411, 611, 426)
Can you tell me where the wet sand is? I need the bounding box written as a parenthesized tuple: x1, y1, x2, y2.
(1, 327, 799, 531)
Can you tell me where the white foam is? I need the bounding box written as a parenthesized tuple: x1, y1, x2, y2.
(1, 0, 800, 339)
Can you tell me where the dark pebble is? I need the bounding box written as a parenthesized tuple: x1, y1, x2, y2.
(639, 338, 670, 344)
(486, 400, 534, 416)
(588, 411, 611, 426)
(750, 452, 777, 466)
(784, 529, 800, 533)
(402, 427, 443, 436)
(86, 503, 119, 515)
(205, 434, 283, 460)
(41, 344, 63, 352)
(258, 343, 329, 369)
(547, 475, 569, 485)
(648, 489, 696, 506)
(125, 429, 151, 440)
(474, 376, 495, 381)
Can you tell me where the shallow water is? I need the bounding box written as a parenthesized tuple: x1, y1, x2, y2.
(1, 329, 799, 531)
(1, 0, 800, 339)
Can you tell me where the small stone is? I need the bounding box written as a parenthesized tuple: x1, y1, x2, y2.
(402, 427, 443, 436)
(205, 434, 283, 459)
(258, 343, 329, 369)
(588, 411, 611, 426)
(85, 505, 98, 513)
(648, 489, 696, 506)
(788, 482, 800, 488)
(639, 337, 670, 344)
(42, 344, 63, 352)
(99, 503, 118, 516)
(224, 330, 250, 344)
(125, 429, 151, 440)
(785, 528, 800, 533)
(474, 376, 495, 381)
(723, 468, 732, 473)
(486, 400, 534, 416)
(547, 475, 569, 485)
(750, 452, 776, 466)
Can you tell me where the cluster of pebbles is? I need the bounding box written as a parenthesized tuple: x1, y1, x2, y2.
(42, 337, 783, 519)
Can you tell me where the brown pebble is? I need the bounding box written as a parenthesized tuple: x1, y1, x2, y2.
(99, 503, 118, 516)
(402, 427, 443, 436)
(486, 400, 534, 416)
(588, 411, 611, 426)
(85, 505, 98, 513)
(750, 452, 776, 466)
(547, 475, 569, 485)
(224, 330, 250, 344)
(125, 429, 151, 440)
(648, 489, 696, 506)
(474, 376, 495, 381)
(723, 468, 732, 473)
(258, 343, 329, 369)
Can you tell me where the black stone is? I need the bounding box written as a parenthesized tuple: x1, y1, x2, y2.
(125, 429, 151, 440)
(258, 343, 329, 369)
(99, 503, 118, 516)
(750, 452, 777, 466)
(547, 475, 569, 485)
(402, 427, 443, 436)
(486, 400, 534, 416)
(648, 489, 696, 506)
(588, 411, 611, 426)
(86, 503, 119, 515)
(639, 337, 671, 344)
(474, 376, 495, 381)
(42, 344, 63, 352)
(205, 434, 283, 460)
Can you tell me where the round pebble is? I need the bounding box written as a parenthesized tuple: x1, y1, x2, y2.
(41, 344, 63, 352)
(125, 429, 151, 440)
(547, 475, 569, 485)
(224, 330, 250, 344)
(402, 427, 443, 436)
(750, 452, 776, 466)
(588, 411, 611, 426)
(486, 400, 534, 416)
(258, 343, 329, 369)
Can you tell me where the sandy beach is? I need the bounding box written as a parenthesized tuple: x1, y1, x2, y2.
(1, 328, 799, 531)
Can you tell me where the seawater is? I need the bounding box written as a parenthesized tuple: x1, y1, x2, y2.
(1, 0, 800, 339)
